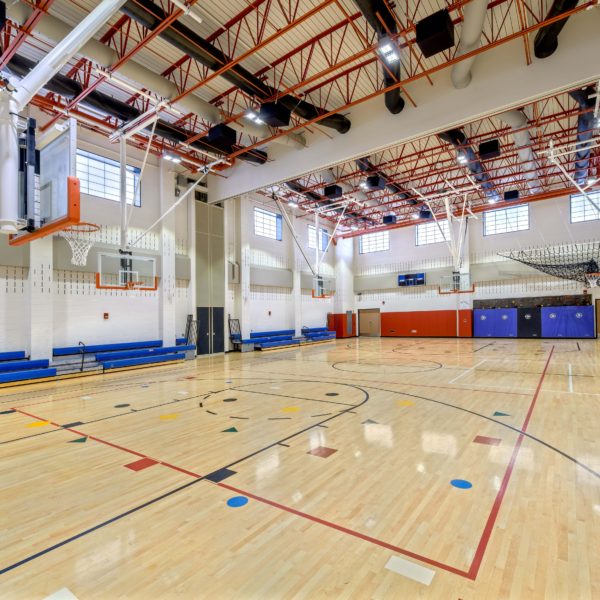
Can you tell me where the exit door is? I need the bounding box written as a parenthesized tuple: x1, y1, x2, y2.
(358, 308, 381, 337)
(197, 306, 224, 355)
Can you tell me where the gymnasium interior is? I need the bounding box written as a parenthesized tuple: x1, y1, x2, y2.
(1, 0, 599, 598)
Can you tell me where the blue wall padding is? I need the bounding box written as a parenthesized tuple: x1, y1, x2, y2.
(176, 338, 187, 345)
(0, 359, 49, 373)
(54, 340, 162, 356)
(0, 368, 57, 383)
(102, 353, 185, 370)
(541, 306, 595, 338)
(302, 327, 329, 333)
(0, 351, 27, 362)
(474, 309, 517, 337)
(250, 330, 295, 338)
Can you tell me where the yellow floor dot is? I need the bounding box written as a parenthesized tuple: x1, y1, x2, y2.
(281, 406, 300, 413)
(159, 414, 178, 420)
(26, 421, 50, 428)
(397, 400, 415, 407)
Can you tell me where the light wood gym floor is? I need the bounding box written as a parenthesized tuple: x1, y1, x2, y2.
(0, 337, 599, 599)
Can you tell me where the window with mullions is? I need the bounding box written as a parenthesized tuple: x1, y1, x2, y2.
(416, 220, 450, 245)
(308, 225, 330, 251)
(254, 206, 283, 240)
(483, 204, 529, 235)
(570, 191, 600, 223)
(76, 149, 141, 206)
(359, 230, 390, 254)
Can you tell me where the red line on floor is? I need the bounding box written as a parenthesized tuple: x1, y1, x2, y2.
(467, 346, 555, 580)
(215, 480, 470, 578)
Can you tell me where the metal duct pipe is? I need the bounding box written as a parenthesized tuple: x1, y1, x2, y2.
(4, 2, 305, 149)
(438, 129, 499, 201)
(121, 0, 351, 133)
(451, 0, 489, 89)
(534, 0, 578, 59)
(498, 110, 542, 193)
(352, 0, 404, 114)
(7, 55, 267, 164)
(568, 86, 596, 185)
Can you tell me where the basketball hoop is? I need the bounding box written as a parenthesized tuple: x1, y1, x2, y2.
(59, 222, 100, 266)
(584, 272, 600, 288)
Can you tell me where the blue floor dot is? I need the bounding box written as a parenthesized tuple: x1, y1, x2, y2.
(450, 479, 473, 489)
(227, 496, 248, 508)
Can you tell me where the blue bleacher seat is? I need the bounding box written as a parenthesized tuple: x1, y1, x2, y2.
(53, 340, 163, 356)
(250, 330, 295, 339)
(0, 351, 27, 362)
(255, 339, 300, 350)
(96, 345, 195, 362)
(102, 353, 186, 370)
(0, 359, 49, 373)
(0, 368, 57, 384)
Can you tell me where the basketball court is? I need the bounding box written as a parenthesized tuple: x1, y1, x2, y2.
(1, 0, 600, 598)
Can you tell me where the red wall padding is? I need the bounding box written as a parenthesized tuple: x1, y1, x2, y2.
(381, 310, 472, 338)
(327, 313, 357, 338)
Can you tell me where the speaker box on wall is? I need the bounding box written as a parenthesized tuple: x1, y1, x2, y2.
(366, 175, 386, 190)
(479, 139, 501, 160)
(415, 10, 455, 58)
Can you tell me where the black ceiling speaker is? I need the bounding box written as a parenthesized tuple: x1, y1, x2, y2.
(0, 2, 6, 32)
(479, 139, 501, 160)
(366, 175, 386, 190)
(415, 10, 455, 58)
(324, 184, 343, 199)
(260, 102, 291, 128)
(207, 124, 237, 151)
(419, 207, 432, 219)
(382, 214, 397, 224)
(504, 189, 520, 201)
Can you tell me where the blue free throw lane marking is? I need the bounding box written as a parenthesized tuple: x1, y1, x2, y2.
(450, 479, 472, 489)
(227, 496, 248, 508)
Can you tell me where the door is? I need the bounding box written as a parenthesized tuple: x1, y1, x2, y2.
(517, 307, 541, 338)
(197, 306, 225, 355)
(596, 300, 600, 335)
(197, 307, 210, 355)
(359, 309, 381, 337)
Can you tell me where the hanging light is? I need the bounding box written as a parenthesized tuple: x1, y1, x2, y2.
(288, 200, 298, 208)
(164, 153, 182, 164)
(377, 37, 400, 64)
(457, 152, 468, 165)
(245, 109, 263, 124)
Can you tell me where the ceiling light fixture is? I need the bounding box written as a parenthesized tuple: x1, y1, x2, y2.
(411, 212, 420, 219)
(377, 37, 400, 64)
(359, 181, 369, 190)
(164, 153, 182, 164)
(587, 177, 598, 186)
(457, 152, 468, 165)
(288, 200, 298, 208)
(245, 109, 263, 124)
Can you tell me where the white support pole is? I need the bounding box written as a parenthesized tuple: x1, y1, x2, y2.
(13, 0, 130, 109)
(159, 158, 176, 346)
(120, 136, 128, 249)
(0, 93, 20, 233)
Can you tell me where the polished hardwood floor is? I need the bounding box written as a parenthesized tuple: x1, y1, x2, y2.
(0, 338, 599, 599)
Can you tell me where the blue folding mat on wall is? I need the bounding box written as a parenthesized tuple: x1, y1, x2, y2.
(541, 306, 595, 338)
(474, 309, 518, 337)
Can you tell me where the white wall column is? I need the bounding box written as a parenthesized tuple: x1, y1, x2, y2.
(239, 196, 251, 339)
(159, 159, 176, 346)
(334, 237, 355, 314)
(27, 237, 53, 360)
(187, 182, 197, 319)
(291, 211, 302, 337)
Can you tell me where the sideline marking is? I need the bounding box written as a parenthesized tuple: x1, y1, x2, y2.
(448, 360, 486, 384)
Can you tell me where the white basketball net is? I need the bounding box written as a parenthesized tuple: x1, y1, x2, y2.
(585, 273, 600, 288)
(59, 224, 99, 266)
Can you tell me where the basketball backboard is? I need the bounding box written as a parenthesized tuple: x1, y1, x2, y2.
(9, 118, 80, 246)
(96, 252, 159, 291)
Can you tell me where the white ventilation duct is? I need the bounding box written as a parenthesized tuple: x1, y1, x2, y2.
(498, 110, 542, 194)
(451, 0, 489, 89)
(5, 3, 306, 149)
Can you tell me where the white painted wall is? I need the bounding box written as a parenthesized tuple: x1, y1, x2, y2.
(0, 121, 192, 354)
